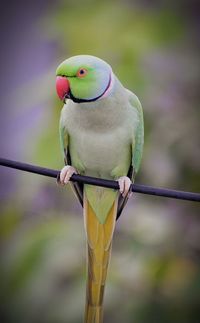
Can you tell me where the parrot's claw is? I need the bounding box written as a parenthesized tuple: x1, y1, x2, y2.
(57, 165, 77, 185)
(118, 176, 132, 198)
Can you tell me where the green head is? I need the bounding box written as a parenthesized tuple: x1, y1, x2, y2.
(56, 55, 112, 103)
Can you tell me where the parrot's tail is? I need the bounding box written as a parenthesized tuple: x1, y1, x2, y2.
(83, 196, 117, 323)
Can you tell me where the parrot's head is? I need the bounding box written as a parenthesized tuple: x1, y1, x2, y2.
(56, 55, 113, 104)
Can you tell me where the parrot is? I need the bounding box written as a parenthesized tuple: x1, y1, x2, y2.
(55, 55, 144, 323)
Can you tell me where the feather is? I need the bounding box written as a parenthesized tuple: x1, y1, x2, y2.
(84, 194, 117, 323)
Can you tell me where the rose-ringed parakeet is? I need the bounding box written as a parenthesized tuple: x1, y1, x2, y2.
(56, 55, 144, 323)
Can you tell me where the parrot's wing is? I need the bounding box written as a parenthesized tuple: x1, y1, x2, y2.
(117, 90, 144, 219)
(127, 89, 144, 177)
(59, 118, 83, 206)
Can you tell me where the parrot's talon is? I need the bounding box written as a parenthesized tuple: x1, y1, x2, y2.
(56, 172, 64, 185)
(117, 176, 132, 198)
(58, 165, 77, 185)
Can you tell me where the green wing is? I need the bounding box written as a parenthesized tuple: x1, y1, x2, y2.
(59, 115, 83, 206)
(59, 118, 69, 164)
(127, 90, 144, 179)
(117, 90, 144, 219)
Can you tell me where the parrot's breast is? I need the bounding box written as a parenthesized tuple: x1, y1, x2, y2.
(63, 99, 138, 179)
(69, 127, 132, 178)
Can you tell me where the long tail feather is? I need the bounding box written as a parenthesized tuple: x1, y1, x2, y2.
(84, 195, 117, 323)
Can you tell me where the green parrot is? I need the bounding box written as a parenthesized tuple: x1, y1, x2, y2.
(56, 55, 144, 323)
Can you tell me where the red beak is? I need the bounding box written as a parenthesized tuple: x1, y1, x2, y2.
(56, 76, 70, 101)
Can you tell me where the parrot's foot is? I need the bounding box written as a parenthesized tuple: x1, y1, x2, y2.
(118, 176, 132, 198)
(58, 165, 77, 185)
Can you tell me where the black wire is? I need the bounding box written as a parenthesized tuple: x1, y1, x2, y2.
(0, 157, 200, 202)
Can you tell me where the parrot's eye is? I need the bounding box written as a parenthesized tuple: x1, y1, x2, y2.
(77, 68, 88, 78)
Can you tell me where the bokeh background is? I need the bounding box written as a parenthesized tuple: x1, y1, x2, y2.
(0, 1, 200, 322)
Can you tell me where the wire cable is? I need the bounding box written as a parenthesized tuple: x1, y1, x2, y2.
(0, 157, 200, 202)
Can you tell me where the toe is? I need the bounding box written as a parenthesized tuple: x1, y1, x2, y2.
(64, 169, 74, 184)
(124, 178, 132, 197)
(118, 176, 132, 198)
(118, 177, 125, 195)
(60, 166, 69, 184)
(59, 166, 77, 185)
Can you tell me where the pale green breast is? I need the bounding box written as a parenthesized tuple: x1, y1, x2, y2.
(70, 125, 131, 178)
(62, 91, 138, 178)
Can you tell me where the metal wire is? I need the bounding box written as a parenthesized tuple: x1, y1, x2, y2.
(0, 157, 200, 202)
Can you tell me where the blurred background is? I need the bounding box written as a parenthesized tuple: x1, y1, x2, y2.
(0, 0, 200, 322)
